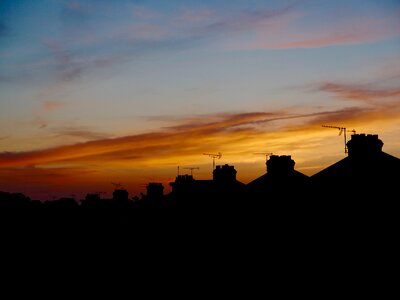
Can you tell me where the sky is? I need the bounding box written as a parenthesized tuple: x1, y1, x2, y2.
(0, 0, 399, 200)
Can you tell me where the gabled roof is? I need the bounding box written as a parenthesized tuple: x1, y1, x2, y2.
(311, 151, 400, 180)
(247, 169, 309, 189)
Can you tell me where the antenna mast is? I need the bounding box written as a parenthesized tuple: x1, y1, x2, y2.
(203, 152, 222, 172)
(183, 167, 200, 176)
(111, 182, 123, 189)
(322, 125, 356, 154)
(253, 152, 273, 163)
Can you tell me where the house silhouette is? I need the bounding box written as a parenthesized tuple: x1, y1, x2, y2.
(169, 164, 245, 204)
(311, 134, 400, 200)
(246, 155, 309, 200)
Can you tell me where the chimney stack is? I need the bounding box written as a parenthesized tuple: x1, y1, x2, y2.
(213, 164, 237, 183)
(347, 134, 383, 159)
(266, 155, 295, 175)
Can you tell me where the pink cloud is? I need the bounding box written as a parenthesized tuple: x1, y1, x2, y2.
(133, 7, 160, 19)
(128, 24, 168, 40)
(177, 9, 213, 23)
(318, 83, 400, 102)
(42, 100, 65, 112)
(245, 14, 400, 49)
(67, 0, 82, 12)
(262, 33, 369, 49)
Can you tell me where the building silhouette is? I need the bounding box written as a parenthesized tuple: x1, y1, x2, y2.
(246, 155, 309, 199)
(146, 182, 164, 200)
(113, 188, 129, 201)
(1, 133, 399, 217)
(169, 164, 245, 203)
(311, 134, 400, 200)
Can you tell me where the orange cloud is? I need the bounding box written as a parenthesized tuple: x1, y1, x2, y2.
(0, 106, 395, 168)
(1, 106, 399, 200)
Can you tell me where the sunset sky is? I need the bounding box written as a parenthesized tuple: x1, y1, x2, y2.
(1, 0, 399, 200)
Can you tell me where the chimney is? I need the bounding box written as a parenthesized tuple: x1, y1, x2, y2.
(147, 182, 164, 199)
(213, 164, 237, 183)
(113, 189, 129, 201)
(266, 155, 295, 175)
(347, 134, 383, 159)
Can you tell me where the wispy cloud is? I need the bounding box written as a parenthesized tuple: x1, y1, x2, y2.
(256, 33, 373, 49)
(2, 101, 399, 200)
(42, 100, 66, 112)
(51, 126, 112, 140)
(133, 6, 160, 19)
(192, 2, 298, 37)
(176, 8, 213, 23)
(60, 0, 92, 23)
(31, 117, 48, 129)
(2, 1, 399, 89)
(317, 82, 400, 102)
(12, 3, 300, 86)
(0, 105, 391, 169)
(243, 13, 400, 49)
(66, 0, 84, 12)
(43, 40, 83, 82)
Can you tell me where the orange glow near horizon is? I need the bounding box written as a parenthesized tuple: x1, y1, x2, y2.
(1, 106, 399, 200)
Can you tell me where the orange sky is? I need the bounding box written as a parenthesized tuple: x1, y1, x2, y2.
(1, 97, 399, 200)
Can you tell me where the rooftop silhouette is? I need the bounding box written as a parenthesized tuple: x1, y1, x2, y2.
(1, 133, 399, 235)
(311, 133, 400, 199)
(247, 155, 309, 199)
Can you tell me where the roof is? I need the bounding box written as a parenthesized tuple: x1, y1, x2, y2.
(311, 151, 400, 181)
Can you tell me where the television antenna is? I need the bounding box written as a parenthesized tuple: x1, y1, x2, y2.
(111, 182, 124, 189)
(322, 125, 356, 154)
(253, 152, 273, 163)
(183, 167, 200, 176)
(203, 152, 222, 171)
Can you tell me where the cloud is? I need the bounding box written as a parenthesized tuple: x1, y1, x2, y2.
(31, 117, 49, 129)
(43, 40, 83, 82)
(253, 29, 397, 50)
(51, 126, 112, 140)
(257, 33, 370, 49)
(133, 6, 160, 19)
(60, 0, 91, 23)
(0, 2, 315, 88)
(66, 0, 83, 12)
(192, 2, 298, 37)
(239, 10, 400, 49)
(0, 106, 391, 169)
(177, 9, 213, 23)
(46, 3, 300, 77)
(2, 103, 399, 199)
(317, 82, 400, 102)
(42, 100, 66, 112)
